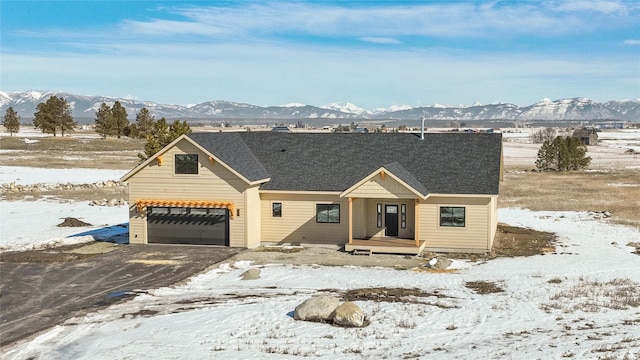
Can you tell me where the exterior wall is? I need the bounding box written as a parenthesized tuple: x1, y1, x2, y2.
(260, 193, 348, 244)
(488, 196, 498, 249)
(244, 186, 262, 248)
(351, 198, 366, 239)
(126, 139, 249, 247)
(418, 195, 492, 252)
(347, 175, 417, 199)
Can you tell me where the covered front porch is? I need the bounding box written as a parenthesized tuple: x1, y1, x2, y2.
(345, 237, 426, 255)
(341, 164, 430, 255)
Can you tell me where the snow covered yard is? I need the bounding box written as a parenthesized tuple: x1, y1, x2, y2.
(2, 208, 639, 359)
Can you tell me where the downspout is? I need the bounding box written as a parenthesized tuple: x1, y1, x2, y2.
(420, 116, 426, 140)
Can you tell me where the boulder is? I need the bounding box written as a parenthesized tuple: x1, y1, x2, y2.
(332, 301, 365, 327)
(431, 257, 452, 270)
(240, 268, 261, 280)
(294, 295, 340, 322)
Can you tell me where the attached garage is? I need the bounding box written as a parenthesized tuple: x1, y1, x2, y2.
(147, 206, 230, 246)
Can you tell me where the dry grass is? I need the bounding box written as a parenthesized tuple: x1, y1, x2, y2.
(0, 136, 144, 170)
(499, 167, 640, 229)
(542, 278, 640, 313)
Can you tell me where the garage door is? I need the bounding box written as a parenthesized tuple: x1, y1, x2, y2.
(147, 207, 229, 246)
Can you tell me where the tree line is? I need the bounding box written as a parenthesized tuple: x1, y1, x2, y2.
(1, 95, 191, 159)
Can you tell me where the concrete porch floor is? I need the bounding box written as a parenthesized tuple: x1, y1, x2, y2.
(344, 238, 426, 255)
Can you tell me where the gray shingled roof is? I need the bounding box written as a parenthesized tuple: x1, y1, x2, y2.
(187, 132, 502, 195)
(381, 162, 429, 197)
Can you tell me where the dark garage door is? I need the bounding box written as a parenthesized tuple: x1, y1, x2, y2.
(147, 207, 229, 246)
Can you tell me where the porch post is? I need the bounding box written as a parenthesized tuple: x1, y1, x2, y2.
(348, 198, 353, 244)
(415, 199, 420, 247)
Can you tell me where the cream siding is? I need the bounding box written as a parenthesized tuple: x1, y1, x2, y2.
(351, 198, 366, 239)
(346, 175, 417, 199)
(419, 195, 492, 252)
(126, 139, 248, 247)
(244, 186, 262, 248)
(488, 195, 498, 249)
(260, 193, 348, 244)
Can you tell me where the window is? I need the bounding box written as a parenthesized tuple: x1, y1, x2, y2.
(376, 203, 382, 228)
(316, 204, 340, 223)
(272, 202, 282, 217)
(175, 154, 198, 174)
(401, 204, 407, 228)
(440, 207, 465, 227)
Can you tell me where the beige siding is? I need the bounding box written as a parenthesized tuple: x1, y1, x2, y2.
(260, 193, 348, 244)
(488, 195, 498, 249)
(126, 139, 248, 247)
(419, 195, 492, 252)
(347, 175, 417, 199)
(351, 198, 366, 239)
(127, 204, 146, 244)
(244, 186, 262, 248)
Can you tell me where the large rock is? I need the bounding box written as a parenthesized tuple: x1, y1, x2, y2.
(240, 269, 261, 280)
(332, 301, 365, 327)
(294, 296, 340, 322)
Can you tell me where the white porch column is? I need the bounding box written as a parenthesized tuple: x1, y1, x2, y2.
(348, 198, 353, 244)
(415, 199, 420, 247)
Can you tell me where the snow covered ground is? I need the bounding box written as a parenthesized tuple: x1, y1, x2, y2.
(1, 167, 640, 359)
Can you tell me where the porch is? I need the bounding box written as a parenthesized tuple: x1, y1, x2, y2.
(344, 237, 426, 255)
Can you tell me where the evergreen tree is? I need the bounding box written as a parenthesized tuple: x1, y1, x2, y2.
(94, 102, 112, 138)
(111, 101, 129, 138)
(2, 107, 21, 135)
(133, 107, 155, 139)
(535, 136, 591, 171)
(94, 101, 129, 138)
(33, 96, 75, 136)
(140, 118, 191, 160)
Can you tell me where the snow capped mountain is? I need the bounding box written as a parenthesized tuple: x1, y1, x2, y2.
(322, 102, 370, 116)
(518, 97, 621, 120)
(0, 91, 638, 122)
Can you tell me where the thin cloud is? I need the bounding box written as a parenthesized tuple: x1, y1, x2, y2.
(555, 0, 628, 14)
(117, 2, 636, 40)
(624, 39, 640, 45)
(359, 37, 401, 45)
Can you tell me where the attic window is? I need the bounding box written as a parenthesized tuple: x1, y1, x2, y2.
(175, 154, 198, 174)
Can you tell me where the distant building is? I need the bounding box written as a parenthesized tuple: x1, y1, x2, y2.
(271, 126, 291, 133)
(572, 128, 599, 145)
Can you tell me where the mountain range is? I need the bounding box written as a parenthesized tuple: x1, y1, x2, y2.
(1, 90, 638, 123)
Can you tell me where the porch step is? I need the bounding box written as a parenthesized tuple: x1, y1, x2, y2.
(352, 248, 371, 256)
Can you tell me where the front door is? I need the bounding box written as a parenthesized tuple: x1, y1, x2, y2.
(385, 205, 398, 237)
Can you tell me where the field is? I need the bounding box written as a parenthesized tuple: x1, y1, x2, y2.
(1, 126, 640, 359)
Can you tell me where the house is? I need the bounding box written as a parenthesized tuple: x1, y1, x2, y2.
(572, 128, 599, 145)
(120, 132, 503, 254)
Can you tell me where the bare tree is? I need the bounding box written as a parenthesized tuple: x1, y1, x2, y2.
(530, 127, 556, 144)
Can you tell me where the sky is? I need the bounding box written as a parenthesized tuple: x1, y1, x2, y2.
(1, 0, 639, 109)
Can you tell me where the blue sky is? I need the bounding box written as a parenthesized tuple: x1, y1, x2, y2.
(1, 0, 639, 109)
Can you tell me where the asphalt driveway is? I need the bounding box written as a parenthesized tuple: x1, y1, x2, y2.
(0, 243, 241, 348)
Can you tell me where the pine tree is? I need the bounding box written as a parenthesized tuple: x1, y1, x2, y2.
(535, 136, 591, 171)
(134, 107, 155, 139)
(2, 107, 21, 135)
(111, 101, 129, 138)
(33, 96, 76, 136)
(140, 118, 192, 160)
(94, 102, 112, 138)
